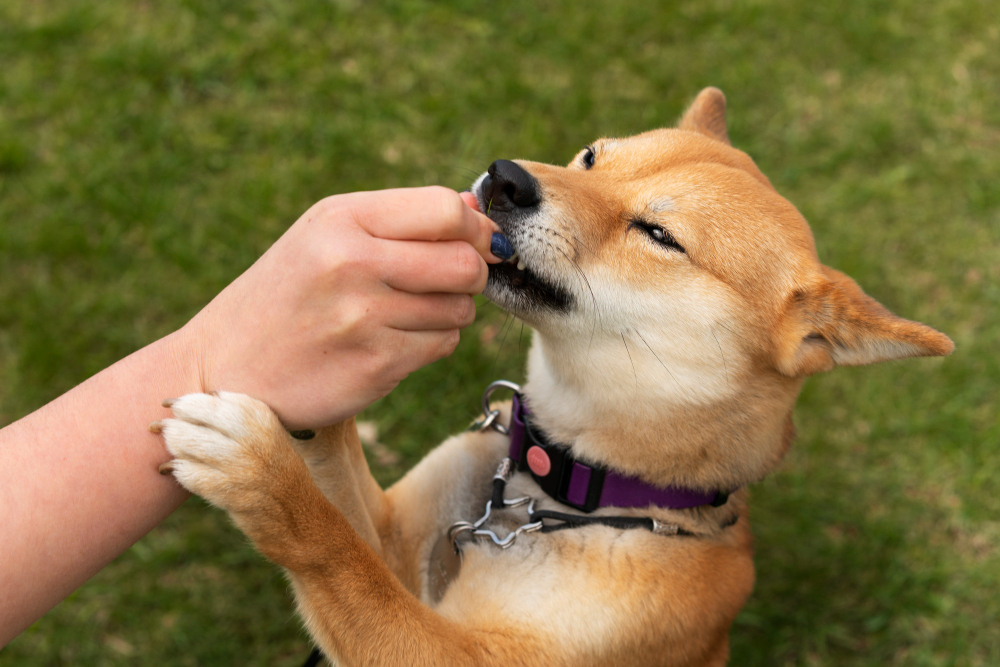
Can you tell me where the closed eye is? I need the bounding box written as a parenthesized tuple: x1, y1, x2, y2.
(630, 220, 685, 253)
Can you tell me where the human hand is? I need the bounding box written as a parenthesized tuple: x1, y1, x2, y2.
(175, 186, 498, 429)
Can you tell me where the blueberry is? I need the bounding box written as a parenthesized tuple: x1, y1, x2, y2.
(491, 233, 515, 260)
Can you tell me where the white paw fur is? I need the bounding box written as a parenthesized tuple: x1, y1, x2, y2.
(155, 391, 293, 512)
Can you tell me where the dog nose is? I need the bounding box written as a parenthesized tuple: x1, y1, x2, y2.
(484, 160, 541, 209)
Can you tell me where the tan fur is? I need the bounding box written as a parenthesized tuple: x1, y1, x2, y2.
(159, 89, 952, 665)
(678, 87, 731, 145)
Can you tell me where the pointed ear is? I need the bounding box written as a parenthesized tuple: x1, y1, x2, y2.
(678, 87, 730, 145)
(775, 267, 954, 377)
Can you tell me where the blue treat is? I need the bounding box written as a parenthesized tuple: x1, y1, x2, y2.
(491, 232, 515, 260)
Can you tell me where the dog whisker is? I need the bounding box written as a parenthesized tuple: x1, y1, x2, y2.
(475, 297, 498, 312)
(635, 328, 682, 393)
(620, 330, 638, 396)
(449, 165, 485, 181)
(711, 328, 731, 389)
(543, 230, 601, 360)
(545, 226, 597, 261)
(570, 233, 596, 257)
(492, 314, 516, 377)
(550, 243, 603, 362)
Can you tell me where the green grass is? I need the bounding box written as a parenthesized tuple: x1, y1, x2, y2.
(2, 0, 998, 664)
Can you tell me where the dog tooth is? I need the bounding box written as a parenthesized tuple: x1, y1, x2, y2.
(517, 259, 526, 271)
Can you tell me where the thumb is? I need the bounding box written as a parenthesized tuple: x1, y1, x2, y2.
(459, 191, 502, 263)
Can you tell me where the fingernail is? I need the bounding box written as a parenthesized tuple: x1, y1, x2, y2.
(491, 233, 515, 260)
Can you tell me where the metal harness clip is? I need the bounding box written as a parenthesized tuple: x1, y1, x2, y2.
(446, 456, 541, 551)
(469, 380, 522, 434)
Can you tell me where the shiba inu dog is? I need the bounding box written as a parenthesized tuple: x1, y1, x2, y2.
(155, 88, 953, 666)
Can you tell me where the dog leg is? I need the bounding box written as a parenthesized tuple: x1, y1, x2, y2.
(158, 392, 557, 667)
(295, 405, 513, 597)
(283, 504, 559, 667)
(291, 420, 389, 555)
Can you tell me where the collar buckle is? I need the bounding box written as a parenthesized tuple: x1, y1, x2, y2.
(518, 417, 607, 512)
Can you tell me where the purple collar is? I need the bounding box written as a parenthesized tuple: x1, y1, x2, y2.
(508, 394, 729, 513)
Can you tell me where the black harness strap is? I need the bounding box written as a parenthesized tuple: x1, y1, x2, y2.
(490, 477, 507, 509)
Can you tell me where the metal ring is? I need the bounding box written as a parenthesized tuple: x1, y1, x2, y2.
(479, 380, 521, 435)
(481, 380, 522, 416)
(469, 410, 500, 431)
(448, 522, 475, 542)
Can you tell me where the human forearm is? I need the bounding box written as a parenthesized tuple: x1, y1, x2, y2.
(0, 187, 497, 646)
(0, 330, 198, 645)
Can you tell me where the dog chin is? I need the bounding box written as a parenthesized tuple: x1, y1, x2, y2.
(485, 261, 573, 318)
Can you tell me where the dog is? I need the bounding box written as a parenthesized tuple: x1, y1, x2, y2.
(155, 87, 953, 666)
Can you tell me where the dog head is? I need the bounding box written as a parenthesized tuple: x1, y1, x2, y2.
(473, 88, 953, 490)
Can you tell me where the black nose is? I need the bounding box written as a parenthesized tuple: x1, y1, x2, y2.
(483, 159, 541, 209)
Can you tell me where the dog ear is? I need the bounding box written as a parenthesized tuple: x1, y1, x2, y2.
(678, 87, 731, 145)
(774, 266, 954, 377)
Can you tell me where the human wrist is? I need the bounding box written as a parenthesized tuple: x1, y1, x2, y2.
(157, 323, 210, 398)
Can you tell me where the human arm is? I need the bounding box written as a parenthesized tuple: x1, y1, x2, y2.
(0, 186, 496, 645)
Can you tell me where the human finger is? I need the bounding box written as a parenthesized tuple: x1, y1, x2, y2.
(381, 328, 463, 375)
(384, 292, 477, 331)
(343, 187, 500, 261)
(376, 239, 488, 294)
(459, 190, 481, 213)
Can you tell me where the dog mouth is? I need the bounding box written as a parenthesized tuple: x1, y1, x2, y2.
(482, 221, 573, 315)
(489, 254, 550, 293)
(472, 165, 573, 315)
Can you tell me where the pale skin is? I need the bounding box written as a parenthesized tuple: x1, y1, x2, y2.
(0, 186, 497, 647)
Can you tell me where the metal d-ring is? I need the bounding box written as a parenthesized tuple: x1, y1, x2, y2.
(448, 521, 475, 545)
(474, 380, 522, 435)
(473, 409, 502, 432)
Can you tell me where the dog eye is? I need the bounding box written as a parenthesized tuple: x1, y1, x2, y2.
(632, 220, 685, 253)
(582, 147, 595, 169)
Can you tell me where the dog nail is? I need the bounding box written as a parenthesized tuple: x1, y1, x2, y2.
(491, 233, 515, 260)
(162, 398, 176, 408)
(149, 421, 163, 434)
(158, 462, 175, 475)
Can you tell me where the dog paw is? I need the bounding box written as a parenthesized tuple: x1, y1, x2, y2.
(154, 391, 306, 515)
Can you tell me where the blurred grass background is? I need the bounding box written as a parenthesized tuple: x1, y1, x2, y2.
(1, 0, 997, 665)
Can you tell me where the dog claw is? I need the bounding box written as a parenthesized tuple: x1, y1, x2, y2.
(161, 398, 176, 408)
(158, 461, 175, 475)
(148, 421, 163, 434)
